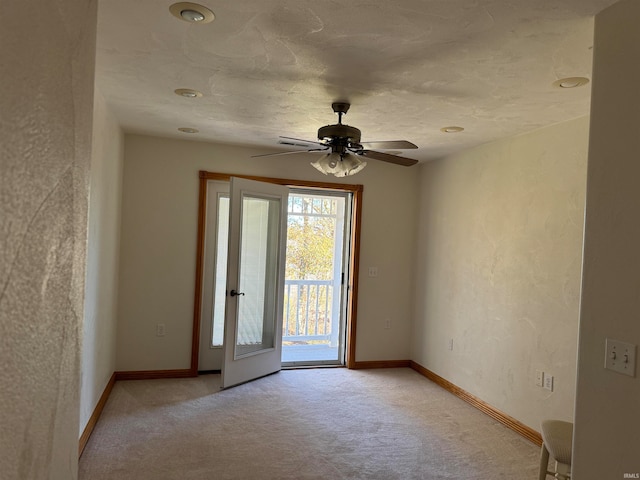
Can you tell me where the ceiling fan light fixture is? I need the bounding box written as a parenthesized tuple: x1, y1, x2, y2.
(339, 154, 367, 177)
(169, 2, 215, 24)
(311, 153, 340, 175)
(311, 152, 366, 177)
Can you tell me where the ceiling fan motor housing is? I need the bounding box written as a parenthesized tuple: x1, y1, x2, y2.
(317, 124, 362, 145)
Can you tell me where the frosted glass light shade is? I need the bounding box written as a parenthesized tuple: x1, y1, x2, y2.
(311, 152, 367, 177)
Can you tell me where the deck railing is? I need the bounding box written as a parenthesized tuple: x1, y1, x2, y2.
(283, 279, 334, 343)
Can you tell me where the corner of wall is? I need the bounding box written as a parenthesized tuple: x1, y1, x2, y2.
(80, 89, 125, 436)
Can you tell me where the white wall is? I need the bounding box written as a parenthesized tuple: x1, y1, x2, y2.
(574, 0, 640, 476)
(80, 90, 124, 434)
(116, 135, 418, 371)
(0, 0, 97, 478)
(412, 116, 589, 431)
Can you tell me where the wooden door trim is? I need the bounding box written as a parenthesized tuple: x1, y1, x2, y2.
(190, 171, 363, 374)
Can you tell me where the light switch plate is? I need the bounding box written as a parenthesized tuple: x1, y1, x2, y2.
(605, 338, 637, 377)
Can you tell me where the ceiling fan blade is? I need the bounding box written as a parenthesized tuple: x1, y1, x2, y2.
(360, 150, 419, 167)
(279, 140, 315, 148)
(251, 147, 328, 158)
(279, 136, 327, 147)
(359, 140, 418, 150)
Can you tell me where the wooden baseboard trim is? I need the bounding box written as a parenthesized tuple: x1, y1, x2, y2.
(410, 361, 542, 446)
(114, 369, 196, 381)
(79, 372, 116, 457)
(351, 360, 411, 369)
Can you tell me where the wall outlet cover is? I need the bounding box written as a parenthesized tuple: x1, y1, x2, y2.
(544, 374, 554, 391)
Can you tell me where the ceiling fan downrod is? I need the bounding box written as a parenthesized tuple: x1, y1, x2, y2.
(331, 102, 350, 125)
(318, 102, 361, 145)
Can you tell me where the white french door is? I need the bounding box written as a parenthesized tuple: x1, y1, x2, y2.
(196, 174, 359, 374)
(220, 177, 289, 389)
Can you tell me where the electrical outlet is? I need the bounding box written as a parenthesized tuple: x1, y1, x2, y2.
(544, 374, 554, 391)
(368, 267, 379, 277)
(535, 370, 544, 387)
(384, 319, 391, 329)
(156, 323, 166, 337)
(605, 338, 637, 377)
(448, 338, 454, 351)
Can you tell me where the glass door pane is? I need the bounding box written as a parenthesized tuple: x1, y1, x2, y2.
(235, 195, 280, 358)
(212, 195, 229, 347)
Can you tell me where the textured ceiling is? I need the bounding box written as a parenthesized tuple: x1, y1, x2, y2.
(96, 0, 618, 162)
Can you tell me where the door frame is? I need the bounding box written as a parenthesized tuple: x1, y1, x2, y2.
(190, 171, 363, 374)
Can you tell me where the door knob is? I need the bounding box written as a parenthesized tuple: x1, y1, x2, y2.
(229, 289, 245, 297)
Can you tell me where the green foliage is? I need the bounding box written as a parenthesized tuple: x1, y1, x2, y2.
(286, 197, 337, 280)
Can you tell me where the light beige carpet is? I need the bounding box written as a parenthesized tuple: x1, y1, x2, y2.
(79, 368, 540, 479)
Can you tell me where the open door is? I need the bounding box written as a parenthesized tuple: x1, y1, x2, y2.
(221, 177, 289, 388)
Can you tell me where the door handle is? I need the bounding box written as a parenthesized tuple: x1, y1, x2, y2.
(229, 289, 245, 297)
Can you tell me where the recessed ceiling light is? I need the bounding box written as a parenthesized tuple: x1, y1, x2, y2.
(178, 127, 199, 134)
(181, 9, 205, 22)
(169, 2, 215, 24)
(553, 77, 589, 89)
(174, 88, 203, 98)
(440, 126, 464, 133)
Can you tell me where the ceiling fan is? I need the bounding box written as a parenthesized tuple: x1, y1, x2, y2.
(253, 102, 419, 177)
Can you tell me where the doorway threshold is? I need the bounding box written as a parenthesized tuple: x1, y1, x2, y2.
(281, 364, 345, 370)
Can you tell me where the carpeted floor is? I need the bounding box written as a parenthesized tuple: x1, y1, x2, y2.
(79, 368, 540, 479)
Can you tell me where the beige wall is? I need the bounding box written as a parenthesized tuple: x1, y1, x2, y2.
(116, 135, 418, 371)
(80, 90, 124, 434)
(0, 0, 97, 478)
(412, 116, 589, 430)
(574, 0, 640, 476)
